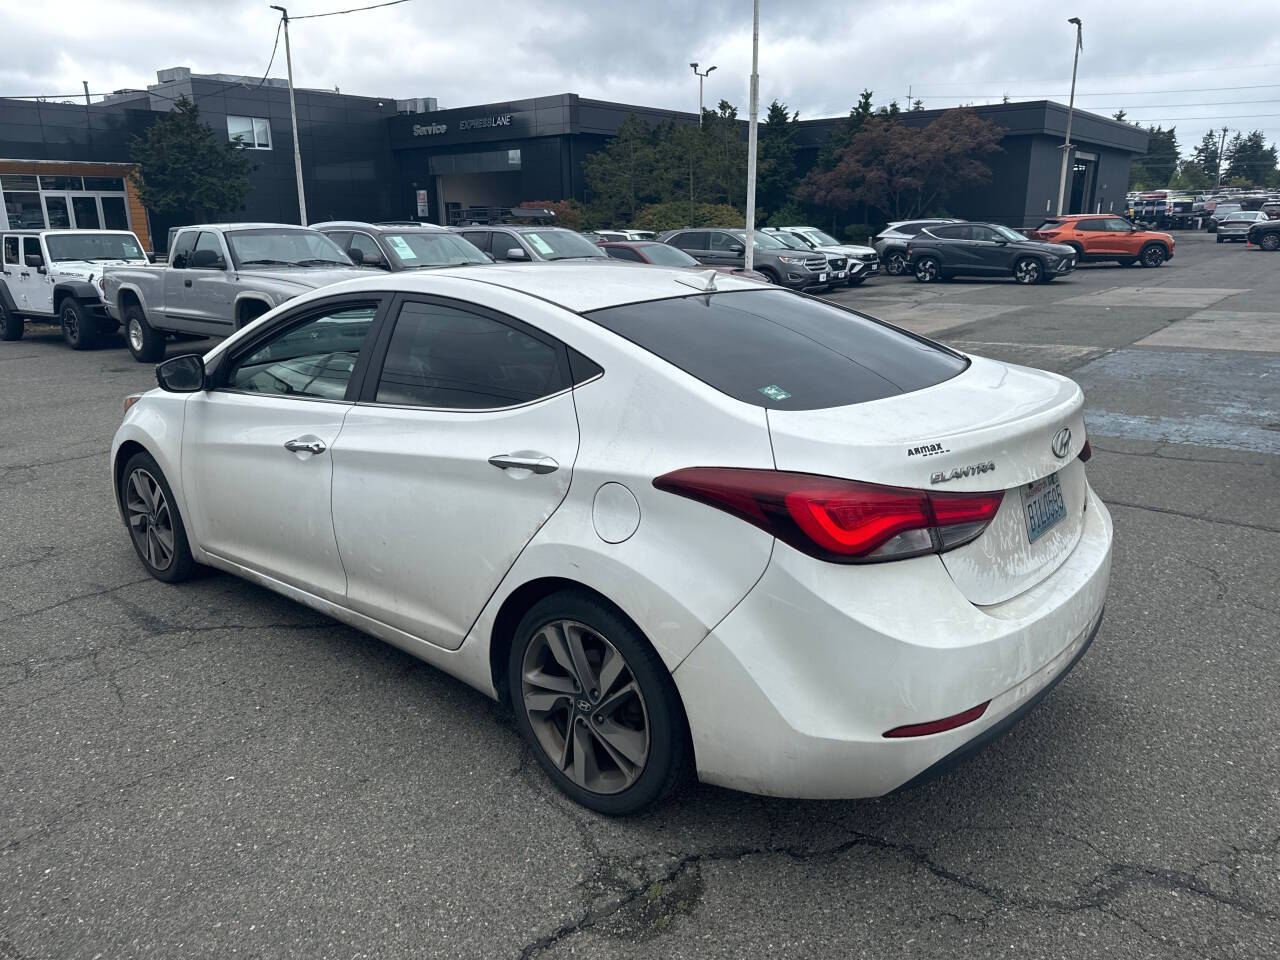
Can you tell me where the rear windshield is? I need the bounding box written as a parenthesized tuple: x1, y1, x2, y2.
(1035, 219, 1065, 231)
(584, 289, 968, 410)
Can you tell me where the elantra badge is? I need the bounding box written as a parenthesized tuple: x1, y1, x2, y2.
(1051, 427, 1072, 459)
(931, 462, 996, 484)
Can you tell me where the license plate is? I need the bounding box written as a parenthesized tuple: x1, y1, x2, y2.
(836, 271, 846, 279)
(819, 272, 828, 282)
(1021, 472, 1067, 543)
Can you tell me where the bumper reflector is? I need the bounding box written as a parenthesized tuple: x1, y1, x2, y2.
(883, 700, 991, 739)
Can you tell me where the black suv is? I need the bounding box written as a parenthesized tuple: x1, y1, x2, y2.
(907, 222, 1077, 284)
(1246, 218, 1280, 251)
(658, 228, 830, 289)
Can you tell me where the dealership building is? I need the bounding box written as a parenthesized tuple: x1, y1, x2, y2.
(1, 66, 1148, 247)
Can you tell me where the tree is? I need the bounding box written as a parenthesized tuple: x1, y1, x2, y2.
(796, 108, 1003, 221)
(815, 90, 874, 170)
(1112, 109, 1127, 123)
(1223, 130, 1279, 185)
(910, 99, 924, 112)
(1128, 125, 1179, 189)
(632, 200, 742, 232)
(520, 198, 585, 230)
(581, 113, 659, 226)
(129, 97, 252, 222)
(757, 100, 799, 219)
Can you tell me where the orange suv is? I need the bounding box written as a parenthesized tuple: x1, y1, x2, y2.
(1029, 214, 1174, 268)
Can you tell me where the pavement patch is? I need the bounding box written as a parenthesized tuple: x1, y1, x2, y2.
(1134, 310, 1280, 353)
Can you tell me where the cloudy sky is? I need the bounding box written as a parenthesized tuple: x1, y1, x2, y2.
(6, 0, 1280, 154)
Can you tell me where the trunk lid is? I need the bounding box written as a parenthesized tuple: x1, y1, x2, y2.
(766, 356, 1088, 604)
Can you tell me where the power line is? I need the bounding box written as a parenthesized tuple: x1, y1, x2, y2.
(918, 82, 1280, 99)
(911, 61, 1280, 86)
(1079, 98, 1280, 110)
(1127, 114, 1280, 121)
(291, 0, 412, 19)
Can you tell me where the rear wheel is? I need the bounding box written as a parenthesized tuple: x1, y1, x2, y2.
(1140, 244, 1167, 267)
(914, 256, 941, 283)
(59, 298, 98, 350)
(1013, 257, 1043, 284)
(885, 251, 908, 275)
(119, 451, 196, 583)
(0, 302, 22, 341)
(509, 590, 689, 815)
(1261, 233, 1280, 251)
(124, 304, 166, 363)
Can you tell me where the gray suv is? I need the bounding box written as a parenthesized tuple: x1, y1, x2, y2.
(657, 228, 829, 290)
(452, 226, 606, 262)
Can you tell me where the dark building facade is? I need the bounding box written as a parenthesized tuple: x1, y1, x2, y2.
(2, 68, 1148, 246)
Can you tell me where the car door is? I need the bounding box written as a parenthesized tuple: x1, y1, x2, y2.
(181, 296, 387, 601)
(962, 225, 1011, 274)
(23, 237, 54, 315)
(488, 231, 527, 262)
(2, 235, 31, 312)
(1073, 219, 1113, 256)
(187, 231, 234, 328)
(329, 294, 581, 649)
(163, 230, 199, 324)
(708, 232, 746, 267)
(671, 231, 714, 264)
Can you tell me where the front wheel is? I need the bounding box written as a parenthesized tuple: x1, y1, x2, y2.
(1261, 233, 1280, 251)
(1140, 244, 1167, 267)
(60, 298, 99, 350)
(914, 257, 941, 283)
(509, 590, 689, 815)
(119, 451, 197, 583)
(124, 304, 166, 363)
(0, 302, 22, 341)
(1013, 257, 1043, 284)
(757, 267, 780, 285)
(884, 251, 908, 275)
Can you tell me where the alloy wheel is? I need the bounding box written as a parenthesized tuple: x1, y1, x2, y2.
(125, 468, 176, 571)
(61, 303, 80, 345)
(1143, 246, 1165, 267)
(915, 258, 938, 282)
(128, 316, 145, 353)
(1262, 234, 1280, 251)
(520, 619, 650, 795)
(1014, 259, 1041, 284)
(886, 252, 907, 275)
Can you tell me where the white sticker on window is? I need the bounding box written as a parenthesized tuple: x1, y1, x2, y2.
(386, 235, 417, 260)
(525, 233, 555, 256)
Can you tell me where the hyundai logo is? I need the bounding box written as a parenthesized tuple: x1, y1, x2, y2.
(1051, 427, 1072, 459)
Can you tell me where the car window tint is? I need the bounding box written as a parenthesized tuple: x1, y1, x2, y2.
(1075, 220, 1108, 232)
(605, 246, 644, 262)
(192, 231, 226, 267)
(171, 230, 198, 266)
(670, 232, 702, 250)
(1104, 218, 1133, 231)
(227, 304, 377, 400)
(489, 233, 523, 261)
(584, 289, 968, 411)
(23, 237, 41, 261)
(375, 300, 566, 409)
(970, 225, 1000, 242)
(2, 236, 18, 265)
(929, 224, 969, 240)
(1034, 220, 1064, 232)
(348, 232, 386, 266)
(710, 233, 742, 252)
(460, 231, 489, 253)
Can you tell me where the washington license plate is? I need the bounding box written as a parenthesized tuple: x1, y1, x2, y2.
(1021, 472, 1066, 543)
(819, 272, 828, 282)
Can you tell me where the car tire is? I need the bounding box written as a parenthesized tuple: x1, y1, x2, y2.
(124, 304, 166, 363)
(1216, 235, 1224, 243)
(884, 251, 908, 276)
(914, 256, 941, 283)
(757, 267, 780, 285)
(1013, 257, 1043, 284)
(0, 302, 22, 341)
(119, 451, 197, 584)
(1139, 244, 1167, 267)
(59, 298, 98, 350)
(508, 589, 690, 816)
(1261, 233, 1280, 251)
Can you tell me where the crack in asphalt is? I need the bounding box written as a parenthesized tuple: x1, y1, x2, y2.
(1091, 442, 1275, 468)
(1101, 498, 1280, 534)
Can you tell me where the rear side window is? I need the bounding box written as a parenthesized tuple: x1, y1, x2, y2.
(604, 246, 644, 262)
(928, 224, 970, 240)
(584, 290, 968, 411)
(669, 233, 702, 250)
(3, 237, 17, 265)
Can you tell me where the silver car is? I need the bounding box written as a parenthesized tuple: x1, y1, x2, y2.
(1216, 211, 1269, 243)
(872, 219, 962, 275)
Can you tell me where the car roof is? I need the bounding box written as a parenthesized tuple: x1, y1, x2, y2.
(301, 261, 762, 313)
(455, 225, 575, 234)
(1053, 213, 1110, 219)
(177, 222, 318, 232)
(311, 220, 449, 233)
(4, 229, 139, 236)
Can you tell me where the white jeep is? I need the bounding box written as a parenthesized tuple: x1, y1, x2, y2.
(1, 230, 150, 348)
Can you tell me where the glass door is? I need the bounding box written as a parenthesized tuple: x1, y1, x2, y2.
(42, 195, 71, 228)
(100, 196, 129, 230)
(71, 196, 102, 229)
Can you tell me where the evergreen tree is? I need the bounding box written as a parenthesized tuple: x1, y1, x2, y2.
(757, 100, 799, 218)
(1128, 125, 1179, 188)
(1223, 130, 1279, 185)
(129, 97, 252, 222)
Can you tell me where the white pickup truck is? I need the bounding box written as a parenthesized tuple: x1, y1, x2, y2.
(1, 229, 150, 348)
(102, 222, 371, 362)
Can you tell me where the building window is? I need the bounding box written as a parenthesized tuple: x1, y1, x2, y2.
(228, 116, 272, 150)
(1, 171, 132, 232)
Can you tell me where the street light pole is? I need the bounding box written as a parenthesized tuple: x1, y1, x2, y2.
(1055, 17, 1083, 216)
(743, 0, 759, 271)
(271, 5, 308, 225)
(690, 62, 716, 128)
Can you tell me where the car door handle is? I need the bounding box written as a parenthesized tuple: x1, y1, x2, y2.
(184, 279, 193, 287)
(488, 454, 558, 474)
(284, 436, 327, 455)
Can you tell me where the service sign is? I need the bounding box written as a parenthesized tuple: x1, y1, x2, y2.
(458, 114, 512, 131)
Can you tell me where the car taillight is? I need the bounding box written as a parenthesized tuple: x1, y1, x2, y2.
(653, 467, 1004, 563)
(1079, 438, 1092, 462)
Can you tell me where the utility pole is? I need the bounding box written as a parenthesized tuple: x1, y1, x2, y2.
(271, 5, 308, 225)
(743, 0, 759, 271)
(1216, 126, 1228, 186)
(1055, 17, 1083, 216)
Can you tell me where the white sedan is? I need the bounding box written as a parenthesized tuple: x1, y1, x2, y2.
(111, 263, 1112, 814)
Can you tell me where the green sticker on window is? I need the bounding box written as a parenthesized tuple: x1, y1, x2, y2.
(758, 384, 791, 401)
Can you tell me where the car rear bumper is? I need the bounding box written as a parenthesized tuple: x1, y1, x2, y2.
(673, 485, 1112, 799)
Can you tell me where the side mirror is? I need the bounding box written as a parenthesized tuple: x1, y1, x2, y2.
(25, 253, 44, 269)
(188, 249, 225, 270)
(506, 247, 529, 261)
(172, 253, 188, 269)
(729, 244, 745, 255)
(155, 354, 205, 392)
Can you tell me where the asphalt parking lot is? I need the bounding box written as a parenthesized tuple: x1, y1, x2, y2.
(2, 230, 1277, 959)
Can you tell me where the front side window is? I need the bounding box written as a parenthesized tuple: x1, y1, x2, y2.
(990, 225, 1027, 242)
(347, 232, 386, 267)
(227, 304, 378, 399)
(585, 289, 968, 411)
(1104, 218, 1134, 232)
(710, 233, 742, 252)
(228, 115, 272, 150)
(488, 232, 524, 261)
(190, 231, 227, 269)
(225, 228, 351, 267)
(45, 233, 146, 262)
(374, 300, 566, 410)
(23, 237, 42, 263)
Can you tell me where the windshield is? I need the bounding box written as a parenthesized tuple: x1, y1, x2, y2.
(1216, 205, 1242, 215)
(45, 233, 146, 262)
(382, 231, 489, 267)
(992, 225, 1028, 241)
(748, 232, 787, 249)
(522, 229, 606, 260)
(801, 229, 840, 246)
(637, 243, 698, 267)
(770, 233, 811, 251)
(226, 229, 353, 267)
